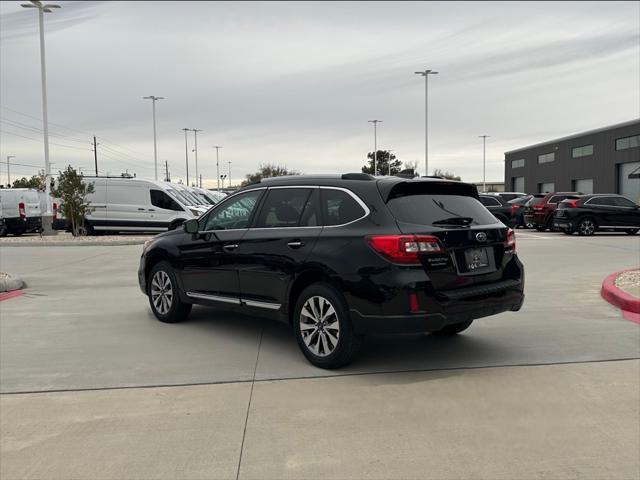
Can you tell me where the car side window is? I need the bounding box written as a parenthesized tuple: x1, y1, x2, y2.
(150, 189, 183, 211)
(204, 190, 263, 230)
(588, 197, 613, 206)
(480, 196, 500, 207)
(299, 189, 320, 227)
(320, 188, 366, 226)
(254, 188, 312, 228)
(548, 195, 565, 204)
(612, 196, 636, 207)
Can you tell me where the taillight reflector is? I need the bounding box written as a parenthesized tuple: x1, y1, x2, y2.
(505, 228, 516, 252)
(18, 202, 26, 219)
(409, 292, 420, 313)
(52, 202, 58, 221)
(366, 235, 443, 265)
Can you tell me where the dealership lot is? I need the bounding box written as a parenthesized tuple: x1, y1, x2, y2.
(1, 231, 639, 479)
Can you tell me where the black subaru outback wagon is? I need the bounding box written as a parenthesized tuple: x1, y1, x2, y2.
(139, 174, 525, 368)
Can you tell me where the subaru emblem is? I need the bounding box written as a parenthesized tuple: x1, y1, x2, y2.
(475, 232, 487, 242)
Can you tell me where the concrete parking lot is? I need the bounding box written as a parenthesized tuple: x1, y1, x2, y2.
(1, 231, 639, 479)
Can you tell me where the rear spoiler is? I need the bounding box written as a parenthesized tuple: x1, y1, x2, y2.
(378, 179, 479, 203)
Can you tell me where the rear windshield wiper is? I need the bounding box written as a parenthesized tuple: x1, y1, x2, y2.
(432, 216, 474, 226)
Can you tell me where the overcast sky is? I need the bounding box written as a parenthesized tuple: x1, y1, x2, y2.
(1, 1, 638, 188)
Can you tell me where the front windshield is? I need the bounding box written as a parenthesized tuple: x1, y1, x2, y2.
(198, 193, 216, 205)
(182, 188, 207, 205)
(166, 188, 193, 206)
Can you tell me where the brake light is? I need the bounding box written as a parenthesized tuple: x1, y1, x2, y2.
(18, 202, 26, 219)
(505, 228, 516, 252)
(564, 199, 579, 208)
(366, 235, 443, 264)
(52, 202, 57, 220)
(510, 204, 519, 215)
(409, 292, 420, 313)
(532, 204, 544, 210)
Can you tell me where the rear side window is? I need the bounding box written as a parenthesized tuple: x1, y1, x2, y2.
(480, 196, 501, 207)
(548, 195, 568, 204)
(321, 189, 366, 226)
(587, 196, 615, 206)
(612, 196, 637, 207)
(387, 194, 497, 226)
(150, 190, 183, 211)
(254, 188, 312, 228)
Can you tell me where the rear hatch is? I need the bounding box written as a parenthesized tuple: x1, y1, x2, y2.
(23, 191, 42, 218)
(380, 180, 511, 291)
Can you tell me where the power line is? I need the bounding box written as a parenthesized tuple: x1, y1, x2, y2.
(0, 129, 91, 151)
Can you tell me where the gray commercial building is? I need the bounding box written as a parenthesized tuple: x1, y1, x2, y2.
(504, 119, 640, 202)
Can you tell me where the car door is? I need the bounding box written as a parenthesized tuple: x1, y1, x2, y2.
(584, 196, 617, 226)
(236, 187, 322, 309)
(106, 181, 151, 230)
(178, 189, 265, 302)
(610, 196, 640, 227)
(149, 189, 182, 228)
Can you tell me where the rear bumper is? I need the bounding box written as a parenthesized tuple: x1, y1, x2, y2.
(5, 217, 42, 233)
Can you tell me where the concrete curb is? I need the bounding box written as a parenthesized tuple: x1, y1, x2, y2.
(0, 273, 25, 293)
(601, 268, 640, 319)
(0, 240, 145, 247)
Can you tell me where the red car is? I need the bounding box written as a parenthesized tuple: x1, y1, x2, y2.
(529, 192, 581, 231)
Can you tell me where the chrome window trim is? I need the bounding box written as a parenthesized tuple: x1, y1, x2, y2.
(186, 292, 241, 304)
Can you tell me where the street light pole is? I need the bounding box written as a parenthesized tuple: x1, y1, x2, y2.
(6, 156, 15, 186)
(21, 0, 60, 230)
(228, 160, 231, 188)
(387, 149, 393, 176)
(368, 120, 382, 176)
(414, 69, 438, 176)
(191, 129, 202, 187)
(143, 95, 164, 181)
(213, 146, 222, 192)
(182, 128, 190, 186)
(479, 135, 490, 193)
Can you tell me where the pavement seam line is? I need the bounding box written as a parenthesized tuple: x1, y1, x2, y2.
(2, 357, 638, 396)
(235, 321, 265, 480)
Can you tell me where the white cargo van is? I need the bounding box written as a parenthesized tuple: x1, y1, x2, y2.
(192, 186, 225, 205)
(81, 177, 202, 234)
(0, 189, 43, 235)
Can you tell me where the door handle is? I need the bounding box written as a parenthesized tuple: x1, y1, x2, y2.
(223, 244, 239, 251)
(148, 208, 156, 212)
(138, 208, 145, 211)
(287, 240, 304, 249)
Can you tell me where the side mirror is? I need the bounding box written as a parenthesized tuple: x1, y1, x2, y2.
(183, 219, 199, 234)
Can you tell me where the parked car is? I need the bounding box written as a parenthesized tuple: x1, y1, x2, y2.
(490, 192, 528, 202)
(139, 174, 525, 368)
(527, 192, 581, 231)
(77, 177, 204, 235)
(507, 195, 533, 228)
(553, 194, 640, 235)
(192, 186, 225, 205)
(0, 188, 42, 236)
(479, 194, 517, 227)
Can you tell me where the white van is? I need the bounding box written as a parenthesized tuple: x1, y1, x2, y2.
(80, 177, 202, 234)
(192, 186, 225, 205)
(0, 189, 42, 235)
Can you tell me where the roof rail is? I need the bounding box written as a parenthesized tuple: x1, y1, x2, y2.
(341, 173, 374, 181)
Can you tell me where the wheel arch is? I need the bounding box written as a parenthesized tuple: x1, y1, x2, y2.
(286, 266, 343, 324)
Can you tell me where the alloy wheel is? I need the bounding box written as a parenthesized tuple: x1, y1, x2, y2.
(299, 295, 340, 357)
(579, 219, 595, 236)
(150, 270, 173, 315)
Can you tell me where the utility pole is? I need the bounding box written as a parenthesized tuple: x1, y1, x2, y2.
(479, 135, 490, 193)
(143, 95, 164, 181)
(414, 69, 438, 176)
(6, 156, 15, 186)
(387, 149, 393, 176)
(93, 136, 99, 175)
(164, 160, 170, 182)
(191, 129, 202, 187)
(368, 120, 382, 175)
(228, 160, 231, 188)
(199, 174, 202, 189)
(213, 146, 222, 192)
(182, 128, 190, 186)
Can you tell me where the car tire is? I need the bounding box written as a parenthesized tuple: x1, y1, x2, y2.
(626, 229, 639, 235)
(577, 218, 597, 236)
(293, 282, 361, 369)
(0, 225, 7, 237)
(148, 261, 192, 323)
(432, 320, 473, 336)
(75, 222, 94, 237)
(535, 225, 546, 232)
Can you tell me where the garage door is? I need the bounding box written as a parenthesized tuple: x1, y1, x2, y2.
(619, 162, 640, 203)
(573, 179, 593, 194)
(512, 176, 524, 192)
(539, 182, 554, 193)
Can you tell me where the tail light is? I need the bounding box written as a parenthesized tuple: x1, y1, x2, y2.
(564, 199, 579, 208)
(408, 292, 420, 313)
(510, 204, 519, 215)
(366, 235, 443, 265)
(18, 202, 26, 219)
(505, 228, 516, 252)
(52, 202, 58, 221)
(532, 204, 544, 211)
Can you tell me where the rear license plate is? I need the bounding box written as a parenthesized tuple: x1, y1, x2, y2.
(464, 247, 490, 271)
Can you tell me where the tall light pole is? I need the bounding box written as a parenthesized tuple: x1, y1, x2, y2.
(368, 120, 382, 176)
(190, 129, 202, 187)
(6, 156, 15, 186)
(182, 128, 190, 186)
(479, 135, 490, 193)
(213, 146, 222, 191)
(21, 1, 60, 230)
(143, 95, 164, 180)
(228, 160, 232, 188)
(414, 69, 438, 176)
(387, 149, 393, 176)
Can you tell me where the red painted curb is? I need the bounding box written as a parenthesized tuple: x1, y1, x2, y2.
(0, 290, 24, 302)
(601, 268, 640, 318)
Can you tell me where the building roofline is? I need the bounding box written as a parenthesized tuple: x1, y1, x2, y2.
(504, 118, 640, 155)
